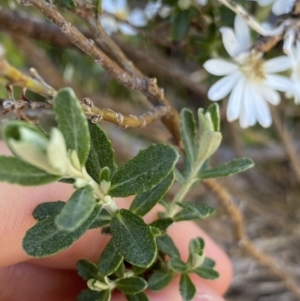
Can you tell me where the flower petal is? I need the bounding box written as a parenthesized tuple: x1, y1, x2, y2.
(208, 72, 240, 101)
(101, 15, 119, 35)
(119, 23, 137, 35)
(204, 59, 238, 76)
(234, 16, 251, 52)
(272, 0, 295, 15)
(257, 0, 274, 6)
(227, 77, 245, 121)
(115, 0, 127, 11)
(159, 6, 171, 18)
(144, 1, 162, 20)
(239, 83, 256, 128)
(263, 56, 291, 73)
(219, 27, 240, 58)
(102, 0, 118, 14)
(253, 89, 272, 128)
(265, 74, 294, 92)
(259, 85, 281, 105)
(197, 0, 207, 5)
(129, 8, 147, 27)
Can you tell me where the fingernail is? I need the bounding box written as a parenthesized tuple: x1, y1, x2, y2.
(193, 293, 224, 301)
(193, 290, 226, 301)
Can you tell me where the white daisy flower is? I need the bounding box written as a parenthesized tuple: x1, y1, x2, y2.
(251, 0, 296, 16)
(178, 0, 207, 10)
(197, 0, 207, 5)
(101, 0, 148, 35)
(204, 15, 293, 128)
(144, 1, 162, 20)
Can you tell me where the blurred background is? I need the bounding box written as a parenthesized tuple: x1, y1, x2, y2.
(0, 0, 300, 300)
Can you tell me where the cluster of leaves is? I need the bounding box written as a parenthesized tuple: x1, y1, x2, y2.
(0, 88, 253, 301)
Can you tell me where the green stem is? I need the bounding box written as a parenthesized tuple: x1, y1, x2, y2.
(168, 159, 205, 217)
(103, 198, 118, 216)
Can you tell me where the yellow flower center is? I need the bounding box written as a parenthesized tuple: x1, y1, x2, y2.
(240, 55, 265, 82)
(115, 10, 128, 21)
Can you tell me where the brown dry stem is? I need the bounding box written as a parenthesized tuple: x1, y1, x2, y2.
(0, 8, 205, 99)
(82, 14, 143, 77)
(271, 106, 300, 184)
(0, 55, 56, 98)
(202, 179, 300, 300)
(16, 0, 181, 144)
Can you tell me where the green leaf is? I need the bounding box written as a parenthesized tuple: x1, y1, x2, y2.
(77, 289, 102, 301)
(110, 144, 178, 197)
(150, 218, 174, 232)
(179, 274, 196, 301)
(134, 265, 148, 275)
(198, 108, 213, 136)
(54, 88, 90, 165)
(193, 267, 219, 280)
(97, 239, 123, 276)
(198, 158, 254, 179)
(168, 257, 187, 273)
(0, 156, 59, 185)
(96, 290, 111, 301)
(3, 121, 45, 146)
(187, 238, 205, 269)
(182, 154, 192, 179)
(125, 292, 149, 301)
(115, 276, 147, 294)
(78, 289, 110, 301)
(110, 209, 157, 267)
(206, 103, 220, 132)
(180, 109, 196, 163)
(86, 122, 117, 183)
(77, 259, 99, 280)
(55, 186, 96, 231)
(197, 130, 222, 163)
(129, 172, 174, 216)
(172, 9, 190, 42)
(156, 234, 180, 258)
(148, 270, 174, 291)
(59, 177, 75, 184)
(33, 201, 65, 221)
(23, 205, 102, 257)
(150, 226, 161, 237)
(113, 262, 125, 278)
(189, 237, 204, 254)
(89, 209, 111, 229)
(174, 203, 214, 222)
(62, 0, 77, 8)
(100, 167, 111, 181)
(201, 257, 216, 269)
(174, 168, 185, 183)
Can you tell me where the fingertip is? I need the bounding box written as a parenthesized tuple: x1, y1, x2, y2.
(0, 182, 74, 266)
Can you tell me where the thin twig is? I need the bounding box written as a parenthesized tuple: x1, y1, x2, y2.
(271, 106, 300, 184)
(16, 0, 181, 145)
(217, 0, 289, 36)
(0, 8, 207, 98)
(82, 14, 143, 77)
(202, 179, 300, 300)
(1, 94, 168, 129)
(81, 97, 168, 128)
(0, 55, 56, 97)
(118, 41, 208, 99)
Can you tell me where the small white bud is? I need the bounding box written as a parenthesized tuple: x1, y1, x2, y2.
(100, 180, 111, 195)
